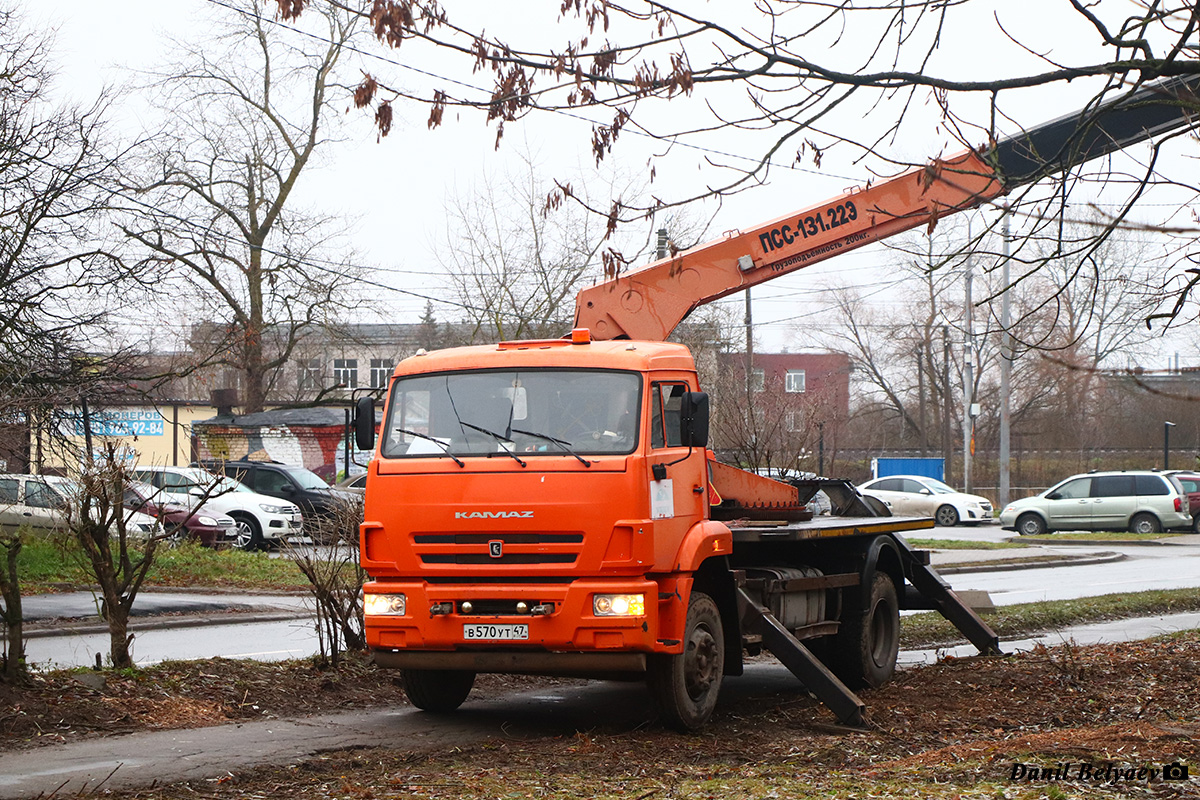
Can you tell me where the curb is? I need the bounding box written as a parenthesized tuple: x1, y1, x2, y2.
(935, 551, 1126, 575)
(1008, 536, 1185, 547)
(23, 610, 310, 639)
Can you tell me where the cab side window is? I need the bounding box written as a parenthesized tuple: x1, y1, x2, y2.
(0, 479, 18, 504)
(649, 383, 688, 449)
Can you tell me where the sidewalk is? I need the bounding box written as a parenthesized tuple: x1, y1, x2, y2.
(22, 590, 310, 638)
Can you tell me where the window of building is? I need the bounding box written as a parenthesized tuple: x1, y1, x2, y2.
(298, 358, 322, 392)
(333, 358, 358, 389)
(751, 368, 765, 393)
(785, 411, 801, 432)
(370, 358, 394, 388)
(785, 369, 806, 393)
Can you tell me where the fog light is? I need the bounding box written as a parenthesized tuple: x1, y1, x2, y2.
(364, 593, 406, 616)
(593, 593, 645, 617)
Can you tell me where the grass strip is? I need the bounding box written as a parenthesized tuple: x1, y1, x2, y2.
(17, 535, 310, 593)
(903, 538, 1027, 550)
(901, 587, 1200, 648)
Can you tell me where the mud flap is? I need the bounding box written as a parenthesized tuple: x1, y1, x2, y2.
(735, 587, 866, 728)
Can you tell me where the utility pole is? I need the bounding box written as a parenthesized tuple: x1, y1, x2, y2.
(998, 208, 1012, 507)
(917, 343, 927, 457)
(744, 288, 754, 399)
(942, 325, 952, 483)
(963, 255, 974, 493)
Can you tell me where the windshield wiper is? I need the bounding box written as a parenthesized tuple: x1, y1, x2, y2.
(511, 428, 592, 467)
(398, 428, 465, 467)
(458, 420, 527, 468)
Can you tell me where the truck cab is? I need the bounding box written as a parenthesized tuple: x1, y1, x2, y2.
(359, 333, 730, 722)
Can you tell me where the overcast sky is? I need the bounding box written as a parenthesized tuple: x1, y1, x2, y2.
(33, 1, 1200, 368)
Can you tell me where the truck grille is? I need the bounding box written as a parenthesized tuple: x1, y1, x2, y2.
(412, 532, 584, 566)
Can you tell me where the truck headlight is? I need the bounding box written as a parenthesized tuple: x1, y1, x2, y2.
(593, 593, 645, 617)
(364, 594, 406, 616)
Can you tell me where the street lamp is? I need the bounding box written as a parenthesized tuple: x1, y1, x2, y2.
(1164, 421, 1176, 470)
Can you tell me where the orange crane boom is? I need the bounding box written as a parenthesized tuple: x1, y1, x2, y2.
(575, 75, 1200, 342)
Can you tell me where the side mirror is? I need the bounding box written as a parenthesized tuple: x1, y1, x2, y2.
(355, 396, 376, 451)
(1047, 492, 1061, 501)
(679, 391, 710, 449)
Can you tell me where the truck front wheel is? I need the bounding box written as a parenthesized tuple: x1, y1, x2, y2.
(648, 591, 724, 732)
(401, 669, 476, 712)
(831, 572, 899, 689)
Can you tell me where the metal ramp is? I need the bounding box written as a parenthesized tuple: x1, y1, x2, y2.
(735, 587, 867, 727)
(893, 535, 1003, 656)
(733, 534, 1003, 727)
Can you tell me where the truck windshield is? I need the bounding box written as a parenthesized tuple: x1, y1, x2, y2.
(381, 369, 641, 458)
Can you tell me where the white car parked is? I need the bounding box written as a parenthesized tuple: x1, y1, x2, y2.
(857, 475, 993, 526)
(0, 474, 162, 537)
(132, 466, 303, 550)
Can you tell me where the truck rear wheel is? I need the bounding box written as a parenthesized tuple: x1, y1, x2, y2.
(400, 669, 476, 712)
(831, 572, 899, 689)
(648, 591, 724, 732)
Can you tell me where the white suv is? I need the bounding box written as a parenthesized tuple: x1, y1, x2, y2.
(132, 466, 303, 550)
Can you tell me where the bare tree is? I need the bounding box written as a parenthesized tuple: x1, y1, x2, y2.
(63, 445, 180, 669)
(0, 8, 137, 437)
(121, 0, 370, 413)
(0, 531, 24, 683)
(437, 148, 704, 342)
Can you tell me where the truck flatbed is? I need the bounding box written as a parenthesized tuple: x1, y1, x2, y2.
(730, 515, 933, 543)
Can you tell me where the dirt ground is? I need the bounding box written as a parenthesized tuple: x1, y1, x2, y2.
(4, 633, 1200, 798)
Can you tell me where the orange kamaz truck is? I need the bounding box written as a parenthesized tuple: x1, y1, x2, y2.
(353, 77, 1198, 730)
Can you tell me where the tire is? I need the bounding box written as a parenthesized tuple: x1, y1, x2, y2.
(232, 513, 263, 551)
(1193, 515, 1200, 535)
(830, 572, 899, 689)
(1129, 512, 1161, 535)
(1016, 513, 1047, 536)
(401, 669, 476, 712)
(648, 591, 724, 732)
(934, 504, 960, 527)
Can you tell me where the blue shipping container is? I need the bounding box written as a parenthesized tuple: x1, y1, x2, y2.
(872, 457, 945, 481)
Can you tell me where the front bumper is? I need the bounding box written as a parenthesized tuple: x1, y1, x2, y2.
(365, 578, 664, 656)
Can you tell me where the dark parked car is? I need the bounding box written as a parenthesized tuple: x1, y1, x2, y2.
(123, 481, 236, 547)
(199, 460, 360, 537)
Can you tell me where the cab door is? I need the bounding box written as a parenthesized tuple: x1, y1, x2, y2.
(646, 380, 707, 568)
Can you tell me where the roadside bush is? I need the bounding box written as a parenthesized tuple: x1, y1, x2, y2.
(286, 497, 366, 667)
